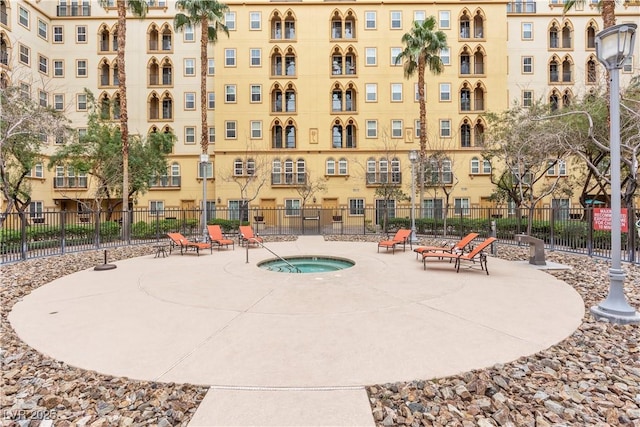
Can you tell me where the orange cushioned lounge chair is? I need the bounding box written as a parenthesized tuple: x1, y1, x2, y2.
(422, 237, 497, 274)
(239, 225, 263, 247)
(413, 232, 479, 259)
(167, 232, 212, 256)
(207, 225, 235, 250)
(377, 228, 412, 254)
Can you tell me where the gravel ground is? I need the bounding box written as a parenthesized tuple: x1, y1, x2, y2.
(1, 236, 639, 426)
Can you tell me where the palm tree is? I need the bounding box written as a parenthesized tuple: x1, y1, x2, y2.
(174, 0, 229, 156)
(563, 0, 617, 29)
(100, 0, 148, 239)
(396, 17, 447, 210)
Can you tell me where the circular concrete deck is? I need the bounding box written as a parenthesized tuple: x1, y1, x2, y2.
(9, 237, 584, 388)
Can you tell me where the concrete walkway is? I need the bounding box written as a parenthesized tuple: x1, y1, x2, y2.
(9, 237, 584, 426)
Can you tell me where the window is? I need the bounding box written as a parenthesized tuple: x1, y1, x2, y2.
(365, 48, 377, 66)
(184, 126, 196, 144)
(391, 83, 403, 102)
(284, 199, 301, 216)
(77, 93, 87, 110)
(471, 157, 480, 174)
(225, 84, 236, 103)
(250, 11, 261, 30)
(225, 121, 237, 139)
(250, 48, 261, 66)
(39, 90, 48, 107)
(76, 59, 87, 77)
(185, 92, 196, 110)
(208, 58, 215, 75)
(349, 198, 364, 215)
(391, 120, 402, 138)
(439, 47, 450, 65)
(522, 90, 533, 107)
(54, 94, 64, 111)
(439, 11, 450, 29)
(76, 26, 87, 43)
(250, 121, 262, 138)
(208, 127, 215, 144)
(225, 12, 236, 30)
(28, 163, 44, 178)
(184, 58, 195, 75)
(150, 201, 164, 216)
(366, 120, 377, 137)
(20, 83, 31, 99)
(522, 23, 533, 40)
(440, 119, 451, 137)
(38, 19, 48, 39)
(19, 45, 30, 65)
(19, 7, 29, 27)
(250, 85, 261, 103)
(439, 83, 451, 101)
(522, 56, 533, 73)
(390, 11, 402, 29)
(365, 84, 377, 102)
(454, 198, 470, 215)
(225, 48, 236, 67)
(38, 55, 48, 74)
(29, 201, 43, 220)
(53, 60, 64, 77)
(414, 11, 426, 25)
(326, 159, 336, 175)
(208, 92, 215, 109)
(183, 25, 194, 42)
(365, 11, 376, 29)
(390, 47, 402, 66)
(53, 26, 63, 43)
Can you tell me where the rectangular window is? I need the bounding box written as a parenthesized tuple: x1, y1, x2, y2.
(29, 201, 44, 219)
(184, 126, 196, 144)
(414, 83, 426, 102)
(454, 198, 470, 215)
(185, 92, 196, 110)
(183, 25, 194, 42)
(250, 48, 261, 66)
(38, 19, 48, 39)
(349, 198, 364, 215)
(440, 119, 451, 137)
(225, 12, 236, 31)
(77, 93, 87, 111)
(439, 83, 451, 101)
(76, 26, 87, 43)
(53, 26, 63, 43)
(225, 85, 236, 103)
(184, 58, 195, 76)
(249, 11, 261, 30)
(76, 59, 87, 77)
(284, 199, 301, 216)
(225, 121, 237, 139)
(250, 121, 262, 138)
(250, 85, 261, 102)
(414, 11, 426, 25)
(365, 83, 377, 102)
(207, 92, 215, 109)
(522, 90, 533, 107)
(365, 11, 376, 29)
(19, 45, 30, 65)
(522, 56, 533, 73)
(208, 58, 215, 75)
(54, 94, 64, 111)
(522, 23, 533, 40)
(391, 120, 403, 138)
(390, 47, 402, 66)
(199, 162, 213, 179)
(19, 7, 29, 28)
(38, 55, 48, 74)
(391, 83, 403, 102)
(439, 11, 450, 29)
(225, 49, 236, 67)
(20, 83, 30, 98)
(31, 163, 44, 178)
(390, 11, 402, 29)
(208, 127, 215, 144)
(39, 90, 48, 107)
(365, 48, 377, 66)
(53, 60, 64, 77)
(366, 120, 377, 138)
(439, 47, 450, 65)
(150, 201, 165, 216)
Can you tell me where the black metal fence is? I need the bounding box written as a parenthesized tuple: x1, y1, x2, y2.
(1, 206, 638, 264)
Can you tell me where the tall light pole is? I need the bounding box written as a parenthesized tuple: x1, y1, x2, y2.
(591, 23, 639, 324)
(200, 153, 209, 242)
(409, 150, 418, 244)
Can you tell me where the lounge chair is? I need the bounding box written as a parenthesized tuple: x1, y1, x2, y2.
(422, 237, 497, 274)
(239, 225, 263, 247)
(413, 232, 479, 259)
(207, 225, 235, 250)
(377, 228, 412, 254)
(167, 232, 212, 256)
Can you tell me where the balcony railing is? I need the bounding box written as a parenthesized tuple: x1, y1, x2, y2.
(57, 4, 91, 17)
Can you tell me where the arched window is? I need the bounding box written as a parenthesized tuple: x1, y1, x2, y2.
(149, 58, 160, 86)
(332, 89, 342, 111)
(338, 158, 348, 175)
(284, 11, 296, 39)
(474, 120, 485, 146)
(473, 11, 484, 38)
(170, 162, 180, 186)
(562, 56, 572, 82)
(474, 83, 485, 111)
(345, 120, 356, 148)
(271, 11, 282, 39)
(272, 85, 283, 112)
(332, 123, 343, 148)
(460, 47, 470, 74)
(460, 85, 471, 111)
(549, 57, 559, 82)
(561, 22, 572, 49)
(549, 90, 559, 112)
(549, 23, 559, 48)
(100, 25, 110, 52)
(474, 48, 485, 74)
(326, 158, 336, 175)
(148, 24, 159, 51)
(272, 159, 282, 184)
(271, 48, 283, 76)
(562, 90, 571, 108)
(331, 11, 342, 39)
(100, 93, 110, 119)
(112, 61, 119, 86)
(459, 11, 470, 39)
(296, 158, 306, 184)
(586, 23, 597, 49)
(161, 58, 172, 85)
(470, 157, 480, 174)
(345, 87, 356, 111)
(99, 59, 110, 86)
(285, 86, 296, 112)
(286, 123, 296, 148)
(272, 121, 283, 148)
(113, 92, 121, 119)
(161, 25, 172, 51)
(284, 159, 294, 184)
(460, 121, 471, 147)
(161, 93, 173, 119)
(149, 93, 160, 120)
(586, 57, 597, 83)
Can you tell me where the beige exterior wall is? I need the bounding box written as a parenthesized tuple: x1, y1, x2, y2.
(1, 0, 638, 216)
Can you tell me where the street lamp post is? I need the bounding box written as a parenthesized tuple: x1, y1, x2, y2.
(409, 150, 418, 244)
(200, 153, 210, 243)
(591, 23, 639, 324)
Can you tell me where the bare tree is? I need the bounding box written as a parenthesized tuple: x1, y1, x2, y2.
(294, 171, 327, 209)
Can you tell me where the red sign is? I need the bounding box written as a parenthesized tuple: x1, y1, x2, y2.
(593, 208, 628, 232)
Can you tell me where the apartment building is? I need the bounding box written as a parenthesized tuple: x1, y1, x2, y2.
(1, 0, 638, 221)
